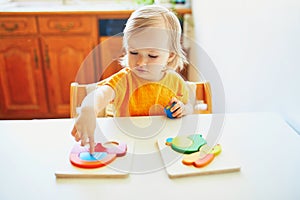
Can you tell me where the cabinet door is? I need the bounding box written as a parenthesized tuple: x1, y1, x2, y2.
(41, 36, 96, 117)
(98, 36, 124, 80)
(0, 37, 48, 119)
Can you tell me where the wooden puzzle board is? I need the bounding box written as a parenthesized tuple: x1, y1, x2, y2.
(157, 138, 241, 178)
(55, 141, 134, 178)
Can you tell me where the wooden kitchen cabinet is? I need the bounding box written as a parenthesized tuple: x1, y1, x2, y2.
(0, 15, 98, 119)
(97, 17, 128, 80)
(38, 16, 98, 117)
(40, 35, 96, 116)
(0, 17, 49, 119)
(0, 16, 37, 35)
(0, 37, 48, 119)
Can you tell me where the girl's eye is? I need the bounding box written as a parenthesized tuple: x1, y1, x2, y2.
(149, 55, 158, 58)
(129, 51, 138, 55)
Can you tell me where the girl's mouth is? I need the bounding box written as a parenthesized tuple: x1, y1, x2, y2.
(135, 67, 148, 73)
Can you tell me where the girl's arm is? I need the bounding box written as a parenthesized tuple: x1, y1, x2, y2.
(81, 85, 115, 115)
(71, 85, 115, 153)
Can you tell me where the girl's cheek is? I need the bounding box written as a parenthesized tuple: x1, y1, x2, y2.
(128, 57, 136, 66)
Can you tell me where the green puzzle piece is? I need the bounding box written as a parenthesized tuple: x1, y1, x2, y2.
(170, 134, 207, 154)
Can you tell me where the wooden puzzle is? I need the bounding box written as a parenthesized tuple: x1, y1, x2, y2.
(157, 134, 241, 178)
(55, 141, 132, 178)
(165, 134, 220, 168)
(69, 142, 127, 169)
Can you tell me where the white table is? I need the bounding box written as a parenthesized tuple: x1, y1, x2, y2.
(0, 113, 299, 200)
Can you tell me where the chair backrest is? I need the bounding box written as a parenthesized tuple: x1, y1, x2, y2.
(70, 82, 106, 118)
(186, 81, 212, 114)
(70, 81, 212, 118)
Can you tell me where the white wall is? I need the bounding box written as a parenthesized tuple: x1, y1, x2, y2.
(190, 0, 300, 132)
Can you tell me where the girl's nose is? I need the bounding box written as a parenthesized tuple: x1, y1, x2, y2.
(137, 55, 147, 66)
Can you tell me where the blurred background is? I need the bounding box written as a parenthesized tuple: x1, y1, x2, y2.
(190, 0, 300, 134)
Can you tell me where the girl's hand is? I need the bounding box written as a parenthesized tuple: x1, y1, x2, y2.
(169, 97, 185, 118)
(71, 107, 96, 154)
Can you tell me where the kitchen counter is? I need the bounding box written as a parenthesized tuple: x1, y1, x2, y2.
(0, 1, 191, 13)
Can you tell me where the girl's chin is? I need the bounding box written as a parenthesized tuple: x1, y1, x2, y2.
(132, 69, 164, 81)
(134, 72, 155, 81)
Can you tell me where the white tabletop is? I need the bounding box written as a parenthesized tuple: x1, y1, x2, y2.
(0, 112, 299, 200)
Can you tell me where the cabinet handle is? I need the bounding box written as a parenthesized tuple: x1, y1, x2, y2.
(34, 49, 39, 69)
(54, 22, 74, 32)
(0, 23, 19, 32)
(44, 45, 50, 69)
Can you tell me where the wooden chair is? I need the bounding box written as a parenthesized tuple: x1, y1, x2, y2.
(70, 81, 212, 118)
(186, 81, 212, 114)
(70, 82, 107, 118)
(70, 82, 93, 118)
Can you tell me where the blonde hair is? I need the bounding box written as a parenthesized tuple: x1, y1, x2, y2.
(122, 5, 187, 71)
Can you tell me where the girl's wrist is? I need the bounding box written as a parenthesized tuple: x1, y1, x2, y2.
(183, 103, 193, 115)
(80, 106, 97, 117)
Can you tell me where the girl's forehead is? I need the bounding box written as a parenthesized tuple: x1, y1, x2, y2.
(127, 28, 171, 51)
(128, 47, 169, 53)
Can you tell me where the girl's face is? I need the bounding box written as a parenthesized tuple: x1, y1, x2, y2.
(128, 48, 174, 81)
(126, 26, 175, 81)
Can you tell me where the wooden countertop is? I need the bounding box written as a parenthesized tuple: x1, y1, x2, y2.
(0, 1, 192, 16)
(0, 8, 191, 16)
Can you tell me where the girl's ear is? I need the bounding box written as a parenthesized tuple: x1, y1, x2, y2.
(168, 52, 176, 63)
